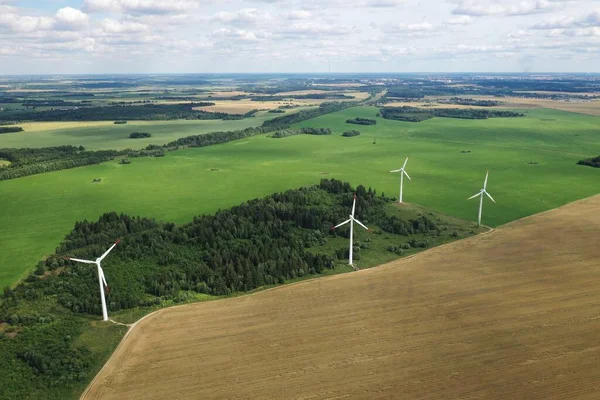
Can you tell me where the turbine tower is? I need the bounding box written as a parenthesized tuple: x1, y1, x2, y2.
(331, 194, 369, 267)
(468, 171, 496, 227)
(67, 240, 120, 321)
(390, 157, 411, 203)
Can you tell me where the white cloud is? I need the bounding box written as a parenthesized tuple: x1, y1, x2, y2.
(55, 7, 90, 30)
(445, 15, 473, 25)
(83, 0, 196, 15)
(452, 0, 556, 17)
(285, 10, 312, 20)
(531, 9, 600, 29)
(100, 18, 149, 33)
(213, 8, 269, 25)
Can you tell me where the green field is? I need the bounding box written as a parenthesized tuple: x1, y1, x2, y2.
(0, 106, 599, 288)
(0, 115, 272, 150)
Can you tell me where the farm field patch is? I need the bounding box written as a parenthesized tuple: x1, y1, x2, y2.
(0, 107, 598, 289)
(0, 117, 270, 150)
(83, 194, 600, 400)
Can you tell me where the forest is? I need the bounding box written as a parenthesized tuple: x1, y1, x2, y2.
(0, 126, 23, 134)
(0, 179, 447, 399)
(577, 155, 600, 168)
(346, 117, 376, 125)
(439, 97, 501, 107)
(379, 106, 524, 122)
(0, 103, 240, 122)
(0, 146, 122, 181)
(342, 130, 361, 137)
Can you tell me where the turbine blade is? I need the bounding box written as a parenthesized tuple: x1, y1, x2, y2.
(485, 191, 496, 203)
(69, 258, 96, 264)
(403, 170, 411, 180)
(351, 195, 356, 217)
(390, 169, 401, 173)
(354, 219, 369, 231)
(484, 171, 489, 190)
(403, 157, 408, 169)
(333, 219, 351, 229)
(468, 192, 481, 200)
(98, 239, 120, 262)
(99, 267, 108, 287)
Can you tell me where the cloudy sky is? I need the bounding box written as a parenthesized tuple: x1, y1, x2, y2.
(0, 0, 598, 74)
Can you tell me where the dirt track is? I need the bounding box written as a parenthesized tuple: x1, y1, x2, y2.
(83, 195, 600, 400)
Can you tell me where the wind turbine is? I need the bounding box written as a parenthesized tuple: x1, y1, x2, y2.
(468, 171, 496, 227)
(390, 157, 411, 203)
(331, 194, 369, 267)
(67, 240, 120, 321)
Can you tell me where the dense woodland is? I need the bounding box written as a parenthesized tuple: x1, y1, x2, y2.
(0, 146, 121, 181)
(0, 103, 239, 122)
(342, 130, 361, 137)
(0, 180, 447, 398)
(0, 126, 23, 134)
(380, 106, 524, 122)
(346, 117, 376, 125)
(578, 155, 600, 168)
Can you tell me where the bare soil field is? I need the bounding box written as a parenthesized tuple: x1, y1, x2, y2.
(83, 195, 600, 400)
(195, 100, 317, 114)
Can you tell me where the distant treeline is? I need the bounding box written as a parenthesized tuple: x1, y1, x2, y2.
(342, 130, 361, 137)
(439, 97, 501, 107)
(21, 100, 88, 107)
(269, 128, 332, 138)
(0, 103, 238, 122)
(380, 106, 524, 122)
(0, 126, 23, 134)
(0, 146, 121, 181)
(346, 117, 376, 125)
(577, 155, 600, 168)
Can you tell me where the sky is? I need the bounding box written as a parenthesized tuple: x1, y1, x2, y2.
(0, 0, 598, 74)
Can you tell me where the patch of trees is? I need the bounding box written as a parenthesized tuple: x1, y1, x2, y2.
(21, 100, 87, 107)
(439, 97, 500, 107)
(0, 146, 121, 181)
(342, 130, 360, 137)
(379, 106, 524, 122)
(0, 103, 238, 122)
(262, 101, 356, 131)
(577, 155, 600, 168)
(244, 109, 261, 117)
(0, 126, 23, 134)
(114, 120, 127, 124)
(270, 128, 332, 138)
(346, 117, 376, 125)
(0, 179, 443, 398)
(268, 109, 286, 113)
(129, 132, 152, 139)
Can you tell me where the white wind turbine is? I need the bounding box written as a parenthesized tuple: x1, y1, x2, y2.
(331, 194, 369, 267)
(67, 240, 120, 321)
(390, 157, 411, 203)
(468, 171, 496, 227)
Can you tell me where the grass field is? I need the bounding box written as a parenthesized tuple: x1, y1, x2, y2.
(0, 107, 598, 288)
(0, 116, 271, 150)
(82, 194, 600, 400)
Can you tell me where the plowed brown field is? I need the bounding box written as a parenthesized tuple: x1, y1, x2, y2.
(83, 195, 600, 400)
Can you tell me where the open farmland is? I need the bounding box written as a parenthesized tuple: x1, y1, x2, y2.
(83, 194, 600, 400)
(0, 117, 272, 150)
(0, 107, 599, 288)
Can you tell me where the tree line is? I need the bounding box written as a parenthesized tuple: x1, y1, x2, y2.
(0, 126, 23, 134)
(342, 130, 361, 137)
(269, 128, 332, 138)
(0, 102, 242, 122)
(577, 155, 600, 168)
(379, 106, 524, 122)
(346, 117, 376, 125)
